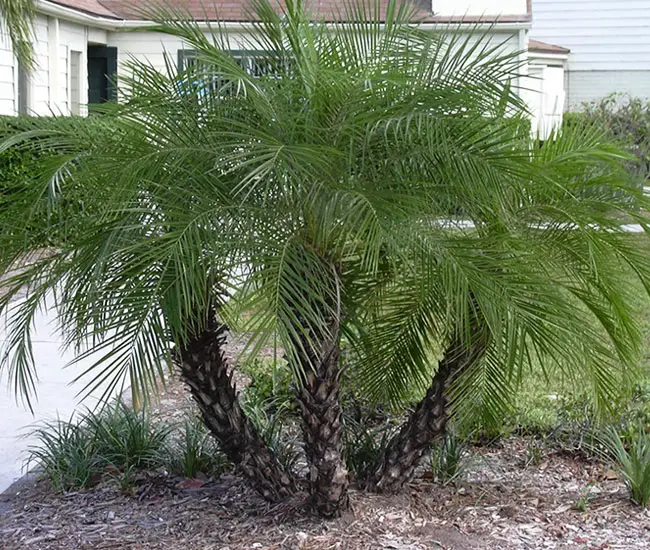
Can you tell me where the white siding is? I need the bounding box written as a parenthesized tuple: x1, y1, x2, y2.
(31, 15, 50, 115)
(107, 30, 253, 86)
(567, 70, 650, 108)
(434, 0, 528, 17)
(59, 20, 88, 116)
(533, 0, 650, 71)
(0, 29, 14, 115)
(59, 44, 68, 113)
(531, 0, 650, 105)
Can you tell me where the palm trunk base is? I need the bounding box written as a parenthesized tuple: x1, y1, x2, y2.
(179, 320, 297, 503)
(298, 374, 350, 517)
(369, 331, 488, 494)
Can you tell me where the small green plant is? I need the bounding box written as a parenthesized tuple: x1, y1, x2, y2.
(240, 357, 294, 411)
(242, 399, 300, 472)
(599, 422, 650, 507)
(430, 432, 468, 484)
(165, 416, 230, 479)
(343, 419, 394, 485)
(82, 400, 169, 471)
(524, 439, 546, 467)
(25, 416, 99, 492)
(572, 482, 599, 512)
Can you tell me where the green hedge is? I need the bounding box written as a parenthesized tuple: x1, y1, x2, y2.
(565, 94, 650, 186)
(0, 115, 106, 248)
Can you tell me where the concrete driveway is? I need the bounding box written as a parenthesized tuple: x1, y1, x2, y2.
(0, 297, 126, 493)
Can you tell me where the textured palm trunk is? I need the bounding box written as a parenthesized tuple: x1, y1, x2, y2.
(295, 317, 349, 518)
(369, 330, 488, 494)
(178, 318, 297, 503)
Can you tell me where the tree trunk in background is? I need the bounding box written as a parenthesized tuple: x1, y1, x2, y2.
(295, 315, 350, 518)
(178, 318, 297, 503)
(368, 329, 489, 494)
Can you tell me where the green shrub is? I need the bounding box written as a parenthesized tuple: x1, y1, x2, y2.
(0, 115, 114, 249)
(239, 357, 294, 412)
(598, 422, 650, 507)
(25, 416, 99, 492)
(165, 416, 231, 479)
(565, 94, 650, 185)
(241, 398, 300, 472)
(82, 400, 170, 471)
(26, 400, 176, 492)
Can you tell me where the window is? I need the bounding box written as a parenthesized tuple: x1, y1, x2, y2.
(177, 49, 287, 96)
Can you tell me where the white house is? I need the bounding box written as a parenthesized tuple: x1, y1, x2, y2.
(0, 0, 567, 136)
(531, 0, 650, 108)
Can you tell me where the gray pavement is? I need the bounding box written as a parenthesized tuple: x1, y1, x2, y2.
(0, 299, 125, 493)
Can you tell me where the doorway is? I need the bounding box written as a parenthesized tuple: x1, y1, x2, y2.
(87, 46, 117, 106)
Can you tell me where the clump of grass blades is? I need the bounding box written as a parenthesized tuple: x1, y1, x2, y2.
(241, 396, 301, 473)
(26, 399, 170, 493)
(598, 421, 650, 507)
(82, 399, 169, 471)
(430, 432, 468, 484)
(343, 419, 394, 485)
(25, 416, 99, 492)
(165, 415, 231, 479)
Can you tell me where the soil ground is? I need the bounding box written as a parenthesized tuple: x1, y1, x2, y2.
(1, 375, 649, 550)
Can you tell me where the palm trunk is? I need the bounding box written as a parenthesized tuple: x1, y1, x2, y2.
(369, 329, 488, 494)
(288, 257, 349, 518)
(295, 317, 349, 518)
(178, 318, 297, 502)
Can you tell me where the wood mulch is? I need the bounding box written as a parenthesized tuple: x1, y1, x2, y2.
(1, 340, 650, 549)
(1, 435, 649, 550)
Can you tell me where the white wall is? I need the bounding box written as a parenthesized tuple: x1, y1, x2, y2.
(107, 30, 253, 84)
(0, 29, 14, 115)
(524, 61, 565, 139)
(434, 0, 528, 17)
(32, 15, 50, 115)
(567, 70, 650, 107)
(532, 0, 650, 106)
(59, 20, 88, 116)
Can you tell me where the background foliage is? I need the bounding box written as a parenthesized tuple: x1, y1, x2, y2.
(0, 115, 109, 248)
(565, 94, 650, 186)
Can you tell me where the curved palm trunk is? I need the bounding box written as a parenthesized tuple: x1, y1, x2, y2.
(369, 329, 488, 494)
(295, 317, 349, 518)
(178, 318, 297, 502)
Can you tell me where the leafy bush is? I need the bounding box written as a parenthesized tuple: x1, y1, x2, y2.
(565, 94, 650, 185)
(598, 422, 650, 507)
(0, 115, 113, 248)
(241, 398, 300, 472)
(26, 400, 170, 492)
(239, 357, 294, 412)
(165, 416, 231, 479)
(26, 416, 99, 492)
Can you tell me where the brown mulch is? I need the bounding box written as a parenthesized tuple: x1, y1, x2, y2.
(2, 337, 650, 549)
(1, 438, 649, 550)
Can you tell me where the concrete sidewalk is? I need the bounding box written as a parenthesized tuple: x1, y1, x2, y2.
(0, 299, 125, 493)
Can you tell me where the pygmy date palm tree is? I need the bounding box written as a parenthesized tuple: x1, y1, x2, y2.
(1, 0, 650, 518)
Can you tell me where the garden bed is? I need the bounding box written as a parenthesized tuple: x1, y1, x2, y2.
(1, 375, 648, 550)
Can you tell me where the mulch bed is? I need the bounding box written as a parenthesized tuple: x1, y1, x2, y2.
(2, 346, 650, 549)
(1, 434, 649, 549)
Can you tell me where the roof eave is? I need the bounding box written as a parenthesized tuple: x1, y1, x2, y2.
(36, 0, 531, 32)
